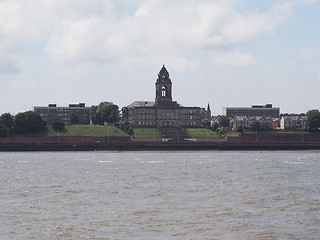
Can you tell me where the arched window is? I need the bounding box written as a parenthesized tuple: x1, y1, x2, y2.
(162, 86, 167, 97)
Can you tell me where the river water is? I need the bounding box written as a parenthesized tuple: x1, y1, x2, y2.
(0, 151, 320, 240)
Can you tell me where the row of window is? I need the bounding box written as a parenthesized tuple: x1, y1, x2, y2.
(133, 110, 199, 115)
(136, 121, 199, 127)
(40, 113, 89, 117)
(136, 110, 155, 114)
(138, 121, 155, 126)
(180, 121, 198, 126)
(36, 109, 89, 113)
(133, 114, 199, 121)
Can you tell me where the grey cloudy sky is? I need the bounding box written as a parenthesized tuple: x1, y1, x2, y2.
(0, 0, 320, 115)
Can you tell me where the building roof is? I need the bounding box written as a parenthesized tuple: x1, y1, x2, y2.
(127, 101, 187, 108)
(207, 103, 211, 112)
(159, 65, 169, 75)
(127, 101, 155, 108)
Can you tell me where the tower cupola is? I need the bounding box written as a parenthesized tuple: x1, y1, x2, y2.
(155, 65, 173, 104)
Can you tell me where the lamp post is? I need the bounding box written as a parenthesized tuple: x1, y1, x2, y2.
(108, 125, 110, 142)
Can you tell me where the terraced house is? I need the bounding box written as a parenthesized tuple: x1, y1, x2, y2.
(122, 66, 211, 128)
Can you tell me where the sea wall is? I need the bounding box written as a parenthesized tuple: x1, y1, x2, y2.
(227, 133, 320, 144)
(1, 134, 320, 151)
(0, 136, 131, 143)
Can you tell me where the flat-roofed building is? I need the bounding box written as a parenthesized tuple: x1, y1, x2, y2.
(33, 103, 90, 125)
(223, 104, 280, 118)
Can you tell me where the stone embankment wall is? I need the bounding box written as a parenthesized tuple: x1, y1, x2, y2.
(227, 133, 320, 144)
(0, 136, 131, 143)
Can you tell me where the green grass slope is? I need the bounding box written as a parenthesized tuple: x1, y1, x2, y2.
(11, 125, 129, 137)
(185, 128, 220, 139)
(133, 128, 162, 139)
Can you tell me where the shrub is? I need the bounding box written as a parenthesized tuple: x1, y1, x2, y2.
(52, 120, 65, 132)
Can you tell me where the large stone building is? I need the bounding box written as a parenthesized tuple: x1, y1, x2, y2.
(122, 66, 211, 128)
(33, 103, 90, 125)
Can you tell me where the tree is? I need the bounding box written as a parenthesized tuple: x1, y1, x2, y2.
(218, 128, 226, 136)
(261, 121, 271, 132)
(201, 118, 211, 128)
(0, 113, 14, 130)
(212, 121, 219, 131)
(98, 102, 120, 124)
(90, 105, 99, 124)
(306, 109, 320, 132)
(219, 115, 230, 128)
(14, 111, 46, 133)
(70, 113, 79, 124)
(236, 126, 244, 136)
(251, 120, 261, 131)
(122, 119, 134, 136)
(52, 120, 65, 132)
(0, 123, 8, 137)
(91, 102, 120, 125)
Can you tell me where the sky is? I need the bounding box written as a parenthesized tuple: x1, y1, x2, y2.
(0, 0, 320, 116)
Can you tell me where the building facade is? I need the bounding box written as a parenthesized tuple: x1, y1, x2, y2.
(280, 115, 307, 130)
(33, 103, 91, 125)
(122, 66, 211, 128)
(232, 116, 274, 130)
(223, 104, 280, 118)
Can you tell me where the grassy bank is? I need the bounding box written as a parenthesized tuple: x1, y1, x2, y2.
(11, 125, 129, 137)
(133, 128, 162, 139)
(185, 128, 220, 139)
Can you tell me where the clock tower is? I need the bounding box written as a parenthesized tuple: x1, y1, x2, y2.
(155, 65, 173, 105)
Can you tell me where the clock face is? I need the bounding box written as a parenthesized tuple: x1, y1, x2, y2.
(162, 75, 165, 78)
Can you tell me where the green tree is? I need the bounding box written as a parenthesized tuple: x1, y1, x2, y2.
(251, 120, 261, 131)
(14, 111, 46, 133)
(0, 113, 14, 130)
(52, 120, 65, 132)
(261, 121, 271, 132)
(201, 118, 211, 128)
(306, 109, 320, 132)
(93, 101, 120, 125)
(0, 123, 8, 137)
(122, 119, 134, 136)
(70, 113, 80, 124)
(219, 115, 230, 128)
(236, 126, 244, 136)
(90, 105, 98, 124)
(218, 128, 226, 136)
(212, 121, 219, 131)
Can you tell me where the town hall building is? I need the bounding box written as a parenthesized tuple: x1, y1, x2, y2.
(122, 65, 211, 128)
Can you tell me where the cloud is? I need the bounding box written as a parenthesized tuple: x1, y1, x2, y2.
(0, 0, 317, 73)
(0, 55, 21, 73)
(44, 0, 291, 70)
(214, 51, 257, 66)
(10, 80, 36, 90)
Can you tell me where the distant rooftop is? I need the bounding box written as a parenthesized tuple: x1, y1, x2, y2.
(127, 101, 185, 108)
(222, 104, 280, 117)
(128, 101, 155, 108)
(33, 103, 89, 109)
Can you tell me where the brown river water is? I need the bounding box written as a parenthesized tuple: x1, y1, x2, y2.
(0, 151, 320, 239)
